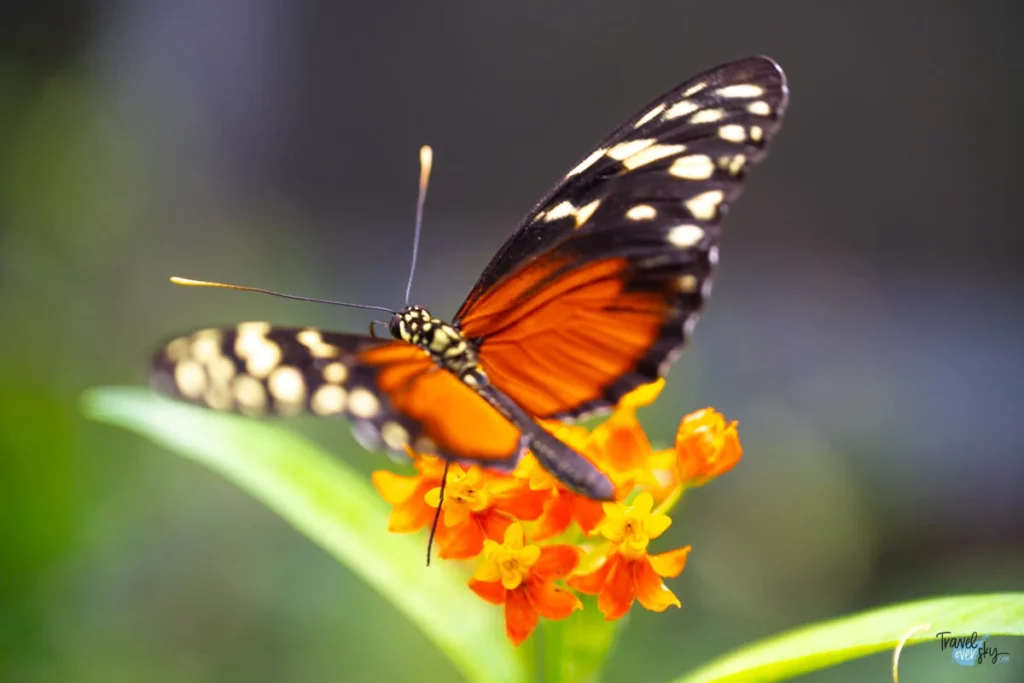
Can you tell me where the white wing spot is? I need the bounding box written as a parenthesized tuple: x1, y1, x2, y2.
(689, 108, 725, 124)
(544, 200, 576, 222)
(717, 83, 765, 98)
(297, 329, 340, 358)
(667, 224, 705, 248)
(718, 124, 747, 143)
(380, 421, 410, 450)
(708, 245, 720, 265)
(174, 360, 206, 399)
(166, 337, 190, 362)
(311, 384, 348, 415)
(750, 125, 764, 142)
(203, 385, 234, 411)
(626, 204, 657, 221)
(634, 102, 667, 128)
(244, 339, 282, 379)
(683, 81, 707, 97)
(233, 375, 267, 412)
(348, 387, 380, 419)
(685, 190, 725, 221)
(728, 154, 747, 175)
(663, 99, 699, 120)
(622, 144, 685, 170)
(669, 154, 715, 180)
(607, 138, 656, 161)
(268, 365, 306, 404)
(574, 199, 600, 228)
(566, 148, 606, 178)
(322, 361, 348, 384)
(207, 355, 236, 385)
(677, 274, 699, 293)
(190, 333, 222, 364)
(747, 100, 771, 116)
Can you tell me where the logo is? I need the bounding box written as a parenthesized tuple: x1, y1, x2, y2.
(936, 631, 1011, 666)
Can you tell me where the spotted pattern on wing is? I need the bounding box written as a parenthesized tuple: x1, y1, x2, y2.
(151, 326, 425, 462)
(455, 55, 788, 421)
(460, 55, 788, 317)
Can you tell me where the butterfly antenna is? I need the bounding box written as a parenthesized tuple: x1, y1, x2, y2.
(425, 458, 450, 567)
(404, 145, 433, 306)
(169, 277, 396, 314)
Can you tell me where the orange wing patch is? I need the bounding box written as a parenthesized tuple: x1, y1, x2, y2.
(360, 342, 523, 463)
(458, 258, 670, 419)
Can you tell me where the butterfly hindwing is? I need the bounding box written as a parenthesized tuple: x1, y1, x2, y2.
(150, 324, 524, 467)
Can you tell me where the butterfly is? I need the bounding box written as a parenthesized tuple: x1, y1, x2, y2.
(150, 55, 789, 502)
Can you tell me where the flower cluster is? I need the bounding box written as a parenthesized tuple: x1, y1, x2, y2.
(371, 379, 742, 645)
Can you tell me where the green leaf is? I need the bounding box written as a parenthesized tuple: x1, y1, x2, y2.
(674, 593, 1024, 683)
(83, 386, 525, 683)
(537, 594, 625, 683)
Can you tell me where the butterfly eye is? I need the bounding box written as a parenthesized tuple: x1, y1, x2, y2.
(387, 313, 403, 339)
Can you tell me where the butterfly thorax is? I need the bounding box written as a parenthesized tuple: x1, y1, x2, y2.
(390, 305, 482, 379)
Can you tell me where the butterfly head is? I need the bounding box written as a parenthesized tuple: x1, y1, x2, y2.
(389, 305, 433, 343)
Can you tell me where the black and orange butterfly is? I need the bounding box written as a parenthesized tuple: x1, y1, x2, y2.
(150, 55, 788, 502)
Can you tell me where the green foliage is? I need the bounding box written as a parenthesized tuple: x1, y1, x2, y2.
(83, 387, 524, 683)
(676, 593, 1024, 683)
(84, 387, 1024, 683)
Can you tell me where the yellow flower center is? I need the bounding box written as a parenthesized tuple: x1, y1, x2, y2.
(473, 523, 542, 590)
(596, 492, 671, 560)
(427, 467, 492, 513)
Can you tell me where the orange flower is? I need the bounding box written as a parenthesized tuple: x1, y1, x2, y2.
(371, 454, 448, 533)
(512, 453, 606, 541)
(568, 492, 690, 620)
(468, 523, 582, 646)
(675, 408, 742, 486)
(425, 463, 551, 560)
(371, 379, 741, 644)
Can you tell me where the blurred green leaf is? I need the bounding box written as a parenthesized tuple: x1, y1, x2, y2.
(82, 386, 525, 683)
(674, 593, 1024, 683)
(538, 594, 624, 683)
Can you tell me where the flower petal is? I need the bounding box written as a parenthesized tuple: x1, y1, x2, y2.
(473, 556, 502, 583)
(633, 557, 681, 612)
(567, 552, 613, 595)
(574, 497, 606, 534)
(371, 470, 420, 505)
(632, 491, 654, 517)
(496, 484, 549, 521)
(533, 544, 582, 580)
(649, 546, 691, 578)
(526, 580, 582, 620)
(597, 554, 637, 620)
(480, 511, 514, 542)
(619, 378, 665, 408)
(468, 578, 507, 605)
(645, 512, 672, 539)
(385, 497, 434, 533)
(505, 588, 540, 647)
(503, 520, 526, 548)
(531, 492, 574, 541)
(438, 518, 484, 560)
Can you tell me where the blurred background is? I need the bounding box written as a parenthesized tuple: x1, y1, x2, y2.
(1, 1, 1021, 681)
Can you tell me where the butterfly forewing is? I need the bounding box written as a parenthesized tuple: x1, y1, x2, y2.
(455, 56, 788, 420)
(457, 55, 787, 320)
